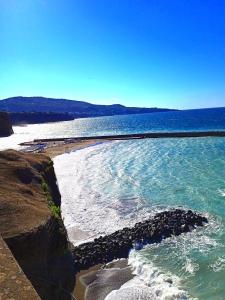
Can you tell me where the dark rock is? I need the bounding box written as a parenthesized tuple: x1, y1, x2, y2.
(72, 209, 208, 271)
(0, 112, 13, 137)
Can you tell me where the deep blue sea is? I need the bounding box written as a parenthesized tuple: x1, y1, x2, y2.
(1, 108, 225, 151)
(2, 108, 225, 299)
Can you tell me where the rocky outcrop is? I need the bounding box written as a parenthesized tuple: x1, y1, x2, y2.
(0, 150, 75, 300)
(0, 112, 13, 137)
(73, 209, 208, 270)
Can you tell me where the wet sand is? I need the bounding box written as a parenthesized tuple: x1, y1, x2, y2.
(73, 259, 134, 300)
(74, 265, 102, 300)
(44, 139, 109, 158)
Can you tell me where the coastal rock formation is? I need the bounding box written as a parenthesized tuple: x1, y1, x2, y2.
(0, 111, 13, 137)
(0, 150, 75, 300)
(73, 209, 207, 270)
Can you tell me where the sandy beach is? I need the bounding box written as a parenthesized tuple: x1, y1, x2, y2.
(21, 130, 225, 158)
(22, 138, 110, 158)
(45, 139, 110, 158)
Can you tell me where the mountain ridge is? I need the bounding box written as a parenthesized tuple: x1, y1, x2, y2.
(0, 96, 177, 118)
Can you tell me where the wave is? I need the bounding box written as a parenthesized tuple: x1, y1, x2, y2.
(105, 250, 190, 300)
(54, 138, 225, 299)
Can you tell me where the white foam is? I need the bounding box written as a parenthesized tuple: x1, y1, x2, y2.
(104, 215, 220, 300)
(218, 189, 225, 197)
(53, 138, 224, 299)
(210, 255, 225, 272)
(105, 250, 190, 300)
(183, 258, 199, 275)
(53, 142, 156, 245)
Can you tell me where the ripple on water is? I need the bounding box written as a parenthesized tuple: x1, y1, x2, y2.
(54, 137, 225, 299)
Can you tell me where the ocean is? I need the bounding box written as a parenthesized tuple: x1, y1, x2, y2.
(1, 107, 225, 151)
(2, 108, 225, 299)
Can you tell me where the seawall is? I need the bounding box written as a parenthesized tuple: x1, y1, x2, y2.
(31, 130, 225, 143)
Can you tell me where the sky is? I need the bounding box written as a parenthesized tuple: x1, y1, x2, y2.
(1, 0, 225, 109)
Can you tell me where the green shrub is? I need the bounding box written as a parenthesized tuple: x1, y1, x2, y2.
(50, 203, 61, 219)
(41, 179, 61, 219)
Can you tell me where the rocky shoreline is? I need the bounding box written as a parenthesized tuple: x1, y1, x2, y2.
(73, 209, 208, 271)
(0, 149, 209, 299)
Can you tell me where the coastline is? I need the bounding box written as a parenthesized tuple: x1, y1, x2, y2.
(38, 138, 136, 300)
(74, 260, 134, 300)
(74, 264, 102, 300)
(42, 139, 120, 300)
(23, 139, 111, 158)
(21, 138, 115, 299)
(31, 137, 208, 300)
(20, 129, 225, 158)
(47, 139, 130, 300)
(19, 134, 210, 300)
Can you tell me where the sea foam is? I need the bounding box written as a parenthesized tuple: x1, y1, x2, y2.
(54, 138, 225, 300)
(105, 249, 189, 300)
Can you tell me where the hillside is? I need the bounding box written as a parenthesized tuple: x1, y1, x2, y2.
(0, 111, 14, 136)
(0, 96, 176, 118)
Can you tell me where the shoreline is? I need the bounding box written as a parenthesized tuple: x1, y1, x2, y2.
(19, 133, 209, 299)
(21, 130, 225, 146)
(19, 129, 225, 158)
(72, 209, 207, 299)
(74, 259, 134, 300)
(22, 138, 112, 158)
(74, 264, 102, 300)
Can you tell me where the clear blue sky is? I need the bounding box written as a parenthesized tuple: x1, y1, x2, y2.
(1, 0, 225, 109)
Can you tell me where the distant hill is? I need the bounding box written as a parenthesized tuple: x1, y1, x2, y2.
(0, 97, 177, 120)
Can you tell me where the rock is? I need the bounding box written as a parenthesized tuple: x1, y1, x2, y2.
(0, 112, 13, 137)
(72, 209, 208, 270)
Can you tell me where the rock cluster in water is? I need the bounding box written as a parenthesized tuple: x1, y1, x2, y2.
(72, 209, 207, 271)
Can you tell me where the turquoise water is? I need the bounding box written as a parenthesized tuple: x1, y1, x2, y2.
(54, 137, 225, 299)
(2, 108, 225, 298)
(1, 108, 225, 151)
